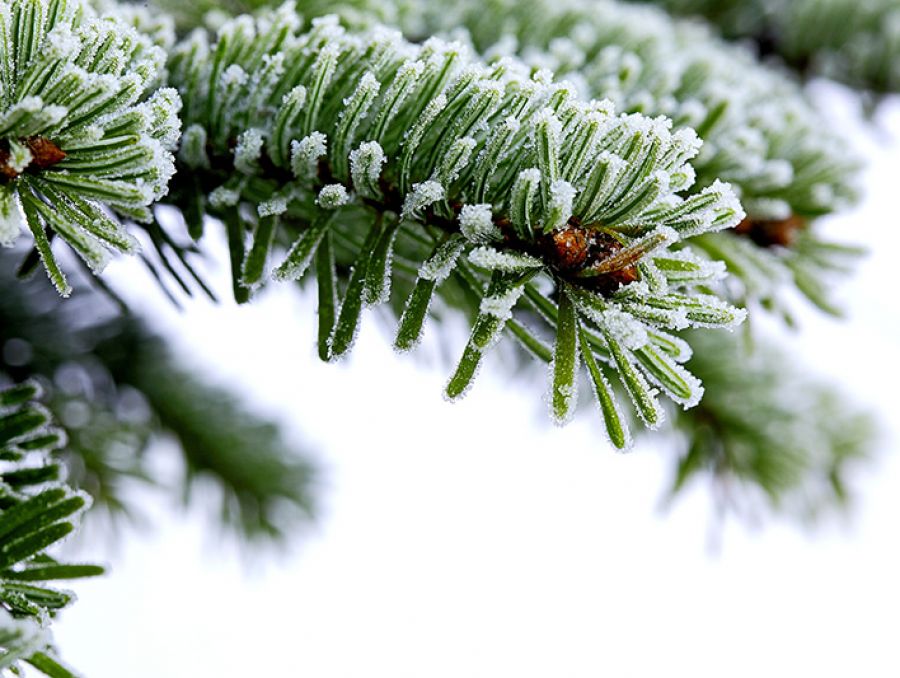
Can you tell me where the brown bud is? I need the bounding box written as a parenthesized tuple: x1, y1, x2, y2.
(25, 137, 67, 170)
(550, 225, 590, 271)
(0, 137, 67, 181)
(0, 149, 17, 180)
(735, 214, 806, 248)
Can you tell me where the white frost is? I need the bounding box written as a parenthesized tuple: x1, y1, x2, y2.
(402, 180, 445, 220)
(233, 128, 264, 175)
(317, 184, 349, 209)
(291, 132, 328, 181)
(458, 204, 500, 244)
(349, 140, 386, 198)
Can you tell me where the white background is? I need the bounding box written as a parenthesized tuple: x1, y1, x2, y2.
(52, 83, 899, 677)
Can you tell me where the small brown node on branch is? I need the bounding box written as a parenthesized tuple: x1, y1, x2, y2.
(550, 225, 590, 271)
(25, 137, 67, 169)
(0, 136, 67, 181)
(541, 218, 640, 296)
(734, 213, 806, 248)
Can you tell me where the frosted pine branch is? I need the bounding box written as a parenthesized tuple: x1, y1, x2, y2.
(0, 0, 181, 295)
(162, 5, 750, 447)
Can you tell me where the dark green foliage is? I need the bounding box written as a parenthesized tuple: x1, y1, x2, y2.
(166, 0, 867, 319)
(162, 5, 748, 445)
(0, 6, 883, 678)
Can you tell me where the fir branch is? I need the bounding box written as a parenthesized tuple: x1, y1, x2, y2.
(163, 5, 749, 447)
(174, 0, 862, 221)
(0, 0, 181, 295)
(385, 0, 865, 315)
(0, 379, 102, 678)
(166, 0, 866, 315)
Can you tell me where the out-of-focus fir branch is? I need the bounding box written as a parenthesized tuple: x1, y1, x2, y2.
(96, 332, 319, 542)
(643, 0, 900, 95)
(661, 331, 876, 523)
(0, 249, 319, 543)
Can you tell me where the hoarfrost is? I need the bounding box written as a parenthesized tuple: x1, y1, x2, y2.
(349, 140, 386, 199)
(220, 63, 248, 89)
(655, 249, 727, 284)
(442, 351, 484, 403)
(345, 72, 379, 108)
(546, 352, 580, 428)
(419, 235, 465, 282)
(6, 141, 32, 174)
(402, 180, 445, 220)
(233, 128, 264, 175)
(544, 180, 576, 232)
(468, 247, 543, 272)
(436, 136, 477, 186)
(258, 197, 288, 217)
(291, 132, 328, 181)
(209, 185, 241, 208)
(45, 24, 80, 59)
(602, 308, 649, 350)
(317, 184, 349, 209)
(458, 203, 500, 243)
(479, 285, 526, 322)
(534, 107, 562, 144)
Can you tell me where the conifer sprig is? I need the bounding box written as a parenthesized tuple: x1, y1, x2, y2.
(0, 0, 181, 296)
(0, 379, 102, 678)
(165, 5, 747, 447)
(188, 0, 861, 222)
(393, 0, 865, 315)
(0, 0, 875, 516)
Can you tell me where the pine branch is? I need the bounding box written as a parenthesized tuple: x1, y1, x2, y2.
(0, 379, 102, 678)
(0, 0, 876, 511)
(382, 0, 866, 315)
(162, 0, 865, 317)
(160, 6, 751, 447)
(0, 0, 181, 295)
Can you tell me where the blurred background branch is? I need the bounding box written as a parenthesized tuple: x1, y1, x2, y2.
(0, 248, 319, 545)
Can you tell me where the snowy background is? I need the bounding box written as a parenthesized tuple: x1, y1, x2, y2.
(53, 83, 899, 677)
